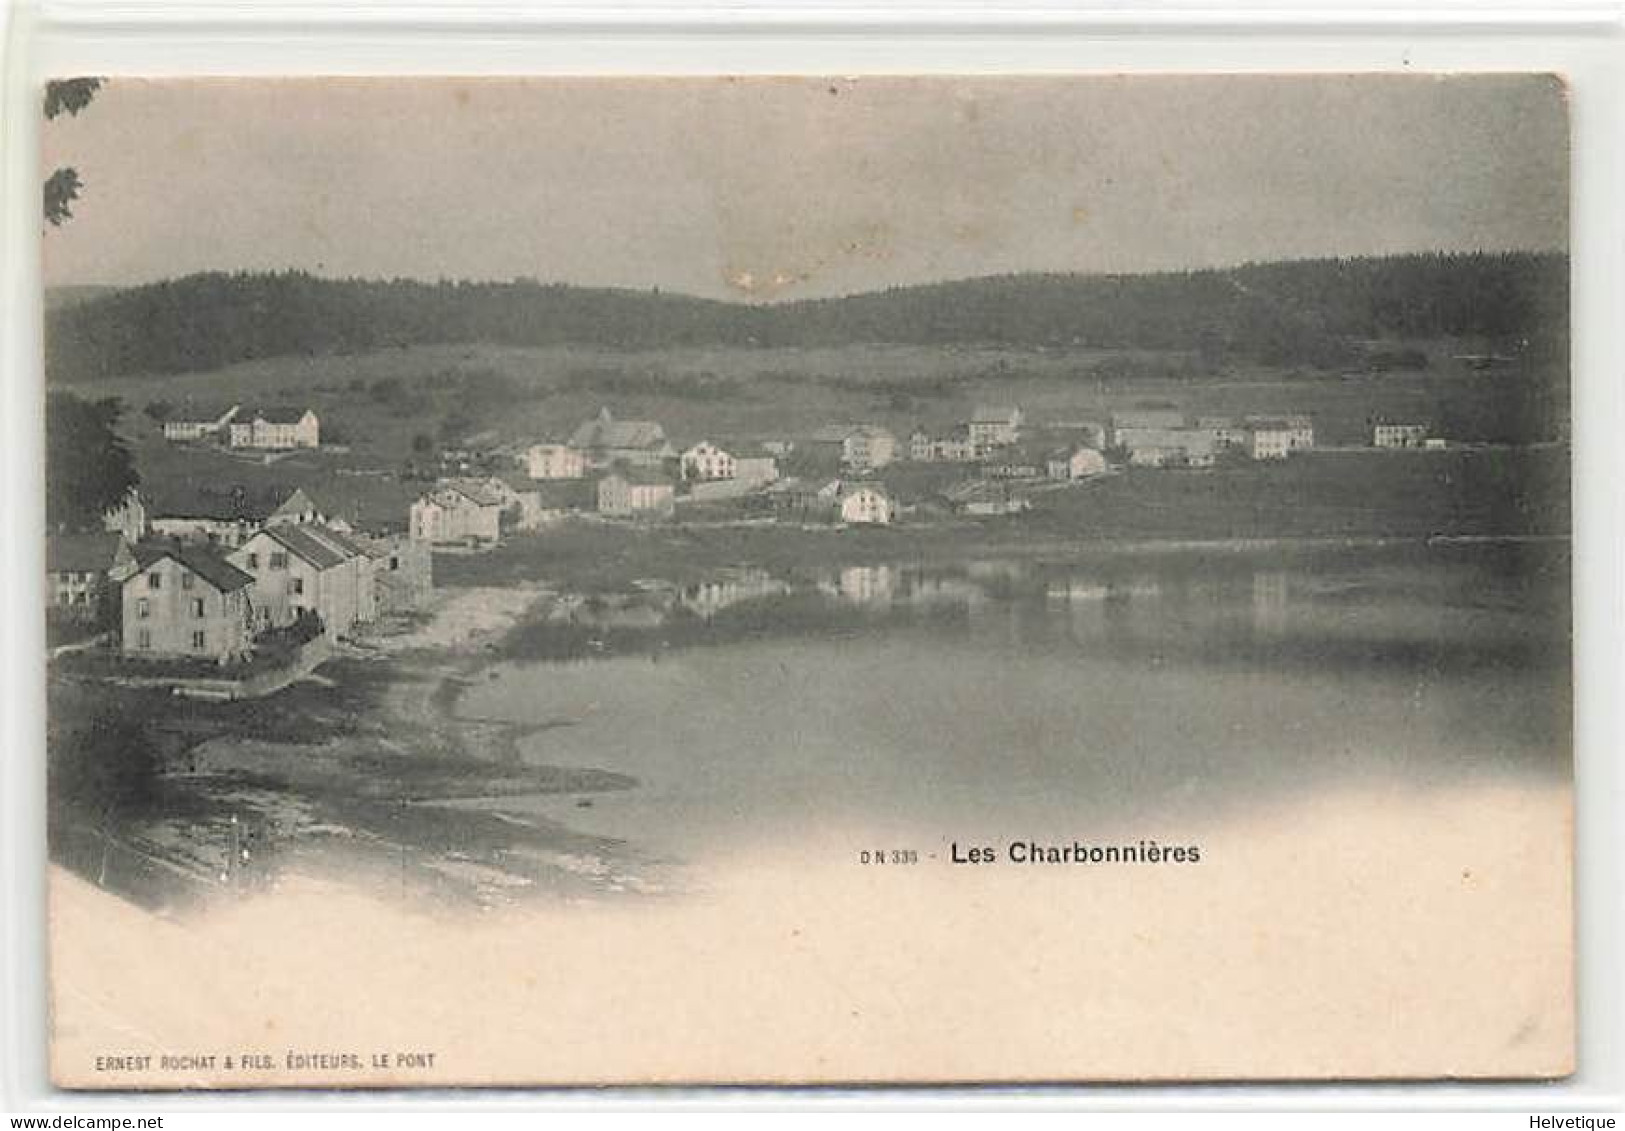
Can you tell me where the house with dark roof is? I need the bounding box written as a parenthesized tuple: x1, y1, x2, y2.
(145, 482, 288, 548)
(121, 543, 255, 660)
(46, 532, 137, 623)
(228, 523, 375, 639)
(410, 482, 503, 546)
(569, 408, 675, 469)
(227, 407, 320, 450)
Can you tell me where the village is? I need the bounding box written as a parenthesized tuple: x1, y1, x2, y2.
(42, 391, 1468, 697)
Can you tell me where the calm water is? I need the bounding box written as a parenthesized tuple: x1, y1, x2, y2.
(455, 543, 1571, 864)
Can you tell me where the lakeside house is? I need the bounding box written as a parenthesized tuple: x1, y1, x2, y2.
(569, 408, 675, 469)
(1046, 446, 1108, 481)
(410, 482, 504, 546)
(227, 407, 320, 450)
(525, 443, 587, 480)
(598, 469, 677, 518)
(228, 523, 376, 640)
(836, 483, 894, 525)
(121, 543, 255, 661)
(1373, 421, 1431, 448)
(47, 532, 137, 624)
(943, 479, 1031, 516)
(355, 533, 434, 615)
(967, 405, 1024, 453)
(162, 404, 240, 443)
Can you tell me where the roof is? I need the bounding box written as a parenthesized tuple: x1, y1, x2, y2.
(569, 409, 668, 452)
(970, 404, 1021, 423)
(486, 471, 541, 495)
(1119, 428, 1217, 455)
(434, 480, 504, 508)
(247, 406, 315, 425)
(160, 403, 238, 425)
(260, 523, 353, 570)
(142, 480, 285, 523)
(601, 467, 675, 488)
(837, 482, 891, 501)
(47, 532, 128, 574)
(1244, 414, 1313, 429)
(943, 479, 1022, 503)
(132, 542, 254, 593)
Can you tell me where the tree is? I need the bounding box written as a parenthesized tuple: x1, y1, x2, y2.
(47, 392, 139, 531)
(42, 77, 103, 227)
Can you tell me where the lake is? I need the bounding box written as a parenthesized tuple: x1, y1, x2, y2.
(452, 540, 1572, 872)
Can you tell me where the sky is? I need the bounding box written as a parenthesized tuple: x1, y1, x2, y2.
(38, 74, 1569, 302)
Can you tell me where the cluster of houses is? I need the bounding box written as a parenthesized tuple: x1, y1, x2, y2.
(1103, 410, 1317, 468)
(47, 482, 431, 665)
(160, 404, 321, 450)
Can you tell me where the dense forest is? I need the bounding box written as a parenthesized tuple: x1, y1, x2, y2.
(44, 252, 1568, 384)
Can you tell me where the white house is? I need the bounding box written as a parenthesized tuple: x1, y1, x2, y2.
(967, 405, 1023, 453)
(909, 426, 976, 463)
(836, 483, 894, 525)
(1246, 414, 1314, 453)
(1373, 422, 1431, 448)
(680, 441, 737, 481)
(229, 523, 375, 639)
(526, 443, 587, 480)
(227, 407, 320, 450)
(122, 544, 255, 661)
(1245, 423, 1295, 461)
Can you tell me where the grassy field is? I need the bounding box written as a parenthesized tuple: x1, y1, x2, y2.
(72, 338, 1562, 476)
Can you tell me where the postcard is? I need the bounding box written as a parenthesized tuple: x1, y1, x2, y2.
(40, 75, 1573, 1086)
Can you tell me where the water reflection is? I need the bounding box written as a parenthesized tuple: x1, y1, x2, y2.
(466, 542, 1570, 863)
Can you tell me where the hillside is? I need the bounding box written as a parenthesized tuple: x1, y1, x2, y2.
(44, 252, 1568, 385)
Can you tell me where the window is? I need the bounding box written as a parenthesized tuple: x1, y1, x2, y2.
(136, 598, 150, 619)
(137, 629, 151, 650)
(147, 572, 161, 590)
(57, 592, 70, 606)
(191, 630, 206, 651)
(291, 578, 304, 596)
(247, 553, 259, 569)
(389, 557, 399, 571)
(191, 597, 206, 618)
(270, 552, 288, 570)
(181, 571, 194, 589)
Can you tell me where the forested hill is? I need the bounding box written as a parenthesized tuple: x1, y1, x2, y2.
(45, 251, 1567, 383)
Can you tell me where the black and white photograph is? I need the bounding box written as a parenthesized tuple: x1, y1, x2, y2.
(38, 74, 1572, 1086)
